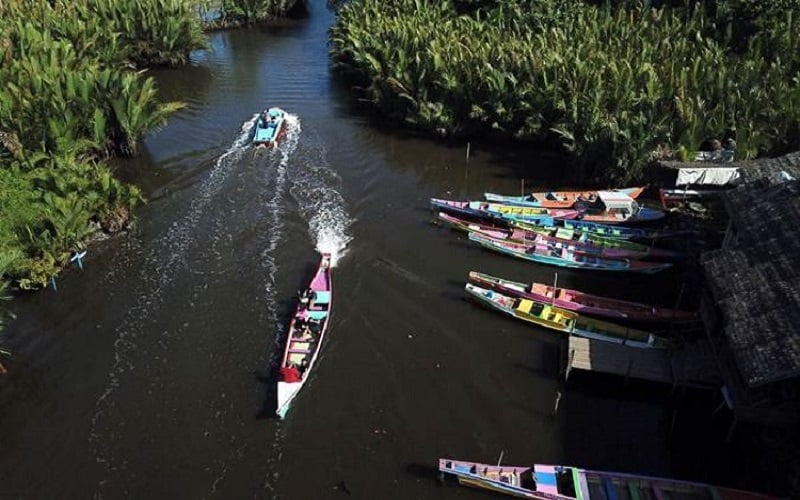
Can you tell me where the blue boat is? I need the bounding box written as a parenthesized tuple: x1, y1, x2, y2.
(253, 107, 286, 148)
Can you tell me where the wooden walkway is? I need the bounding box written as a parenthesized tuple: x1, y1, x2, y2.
(560, 336, 720, 390)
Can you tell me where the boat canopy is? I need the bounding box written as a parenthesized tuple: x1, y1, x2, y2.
(267, 108, 282, 118)
(597, 191, 639, 212)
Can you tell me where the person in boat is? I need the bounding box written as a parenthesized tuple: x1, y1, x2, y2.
(299, 289, 317, 309)
(294, 316, 307, 334)
(299, 289, 312, 308)
(281, 363, 302, 383)
(298, 357, 309, 373)
(307, 317, 322, 333)
(299, 323, 315, 340)
(259, 111, 268, 127)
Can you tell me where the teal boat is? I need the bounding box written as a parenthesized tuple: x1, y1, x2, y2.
(468, 232, 672, 273)
(253, 107, 286, 148)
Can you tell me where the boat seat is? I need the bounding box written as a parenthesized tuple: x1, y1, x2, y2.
(288, 348, 312, 354)
(307, 311, 327, 320)
(313, 291, 331, 305)
(603, 478, 620, 500)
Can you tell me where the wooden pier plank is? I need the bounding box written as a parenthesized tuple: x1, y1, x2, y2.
(563, 336, 719, 389)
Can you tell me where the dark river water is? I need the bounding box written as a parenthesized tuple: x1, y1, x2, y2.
(0, 2, 753, 499)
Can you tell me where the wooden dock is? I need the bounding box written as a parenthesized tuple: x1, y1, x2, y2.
(560, 336, 720, 390)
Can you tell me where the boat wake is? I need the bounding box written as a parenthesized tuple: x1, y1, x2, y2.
(88, 118, 255, 490)
(257, 114, 301, 493)
(259, 113, 301, 352)
(288, 141, 354, 267)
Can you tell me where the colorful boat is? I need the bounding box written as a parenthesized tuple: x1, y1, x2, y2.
(439, 458, 780, 500)
(437, 212, 679, 259)
(469, 271, 698, 323)
(468, 232, 672, 274)
(576, 191, 666, 223)
(511, 218, 679, 241)
(484, 186, 645, 208)
(430, 198, 580, 222)
(489, 190, 664, 223)
(276, 253, 332, 418)
(464, 283, 667, 348)
(253, 107, 287, 148)
(659, 187, 726, 210)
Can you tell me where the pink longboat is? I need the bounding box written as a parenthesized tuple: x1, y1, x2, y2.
(439, 458, 780, 500)
(276, 253, 332, 418)
(469, 271, 698, 323)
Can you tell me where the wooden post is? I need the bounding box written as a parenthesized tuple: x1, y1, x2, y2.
(711, 398, 726, 417)
(669, 356, 678, 394)
(552, 391, 562, 416)
(622, 327, 631, 346)
(721, 218, 734, 249)
(551, 272, 558, 306)
(466, 142, 471, 163)
(669, 283, 687, 336)
(725, 415, 738, 442)
(520, 178, 525, 197)
(564, 348, 575, 381)
(624, 359, 634, 385)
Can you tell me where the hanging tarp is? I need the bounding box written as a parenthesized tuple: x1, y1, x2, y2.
(676, 167, 741, 186)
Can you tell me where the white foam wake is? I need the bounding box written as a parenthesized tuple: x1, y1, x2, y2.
(288, 142, 353, 267)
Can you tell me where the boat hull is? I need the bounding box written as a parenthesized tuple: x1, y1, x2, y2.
(439, 458, 779, 500)
(253, 107, 287, 148)
(464, 283, 665, 348)
(484, 186, 645, 209)
(275, 253, 332, 418)
(468, 271, 697, 323)
(468, 232, 672, 274)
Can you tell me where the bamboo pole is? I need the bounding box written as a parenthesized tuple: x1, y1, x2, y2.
(552, 390, 562, 416)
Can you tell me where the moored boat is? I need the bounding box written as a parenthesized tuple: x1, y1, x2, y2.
(484, 186, 645, 208)
(468, 271, 698, 323)
(468, 232, 672, 274)
(276, 253, 332, 418)
(464, 283, 667, 348)
(437, 212, 679, 259)
(253, 107, 287, 148)
(511, 218, 680, 240)
(430, 198, 580, 222)
(659, 187, 726, 210)
(575, 191, 665, 223)
(439, 458, 780, 500)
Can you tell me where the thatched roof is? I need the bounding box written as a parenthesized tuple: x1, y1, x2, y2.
(701, 180, 800, 387)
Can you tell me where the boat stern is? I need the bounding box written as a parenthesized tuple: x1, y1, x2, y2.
(276, 380, 303, 419)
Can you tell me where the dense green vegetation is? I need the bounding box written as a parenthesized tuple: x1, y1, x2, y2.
(0, 0, 207, 292)
(330, 0, 800, 181)
(203, 0, 308, 28)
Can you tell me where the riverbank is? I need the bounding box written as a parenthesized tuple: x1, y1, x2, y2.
(330, 0, 800, 182)
(0, 0, 303, 326)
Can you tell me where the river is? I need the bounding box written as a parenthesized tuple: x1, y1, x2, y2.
(0, 2, 743, 499)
